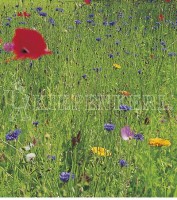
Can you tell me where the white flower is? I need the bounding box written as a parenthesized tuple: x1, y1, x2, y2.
(26, 153, 36, 162)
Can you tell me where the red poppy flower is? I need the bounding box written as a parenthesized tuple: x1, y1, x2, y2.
(17, 12, 23, 17)
(158, 14, 164, 21)
(84, 0, 91, 5)
(165, 0, 171, 2)
(17, 11, 30, 18)
(12, 28, 52, 60)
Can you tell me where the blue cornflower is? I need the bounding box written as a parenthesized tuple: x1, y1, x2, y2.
(155, 22, 160, 27)
(36, 7, 43, 12)
(115, 40, 121, 45)
(33, 121, 39, 127)
(49, 17, 55, 26)
(88, 14, 94, 18)
(19, 22, 26, 24)
(145, 16, 151, 20)
(119, 159, 128, 167)
(138, 69, 142, 74)
(82, 74, 87, 79)
(7, 17, 12, 21)
(109, 21, 116, 26)
(75, 20, 81, 25)
(87, 19, 93, 23)
(109, 54, 114, 58)
(133, 133, 144, 141)
(47, 155, 56, 161)
(103, 21, 109, 26)
(104, 123, 115, 131)
(168, 52, 176, 56)
(55, 8, 64, 12)
(6, 129, 21, 141)
(119, 105, 132, 111)
(39, 12, 47, 17)
(96, 37, 101, 41)
(160, 41, 166, 47)
(60, 172, 75, 183)
(5, 22, 11, 27)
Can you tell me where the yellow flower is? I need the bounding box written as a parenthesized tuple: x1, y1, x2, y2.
(91, 147, 111, 156)
(113, 63, 121, 69)
(149, 138, 171, 147)
(119, 91, 131, 96)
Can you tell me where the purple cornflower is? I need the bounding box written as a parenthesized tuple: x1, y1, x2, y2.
(168, 52, 176, 56)
(55, 8, 64, 12)
(119, 105, 132, 111)
(119, 159, 128, 167)
(3, 43, 14, 52)
(60, 172, 75, 183)
(33, 121, 39, 127)
(36, 7, 43, 12)
(6, 129, 21, 141)
(88, 14, 94, 18)
(7, 17, 12, 21)
(47, 155, 56, 161)
(75, 20, 81, 25)
(104, 123, 115, 131)
(39, 12, 47, 17)
(5, 22, 11, 27)
(87, 19, 93, 23)
(49, 17, 55, 26)
(82, 74, 87, 79)
(109, 54, 114, 58)
(133, 133, 144, 141)
(96, 37, 101, 41)
(138, 69, 142, 74)
(121, 126, 134, 140)
(103, 21, 109, 26)
(109, 21, 116, 26)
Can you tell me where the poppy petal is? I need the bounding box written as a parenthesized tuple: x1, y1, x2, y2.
(12, 28, 52, 60)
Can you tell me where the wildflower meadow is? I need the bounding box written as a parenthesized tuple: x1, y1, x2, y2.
(1, 0, 177, 197)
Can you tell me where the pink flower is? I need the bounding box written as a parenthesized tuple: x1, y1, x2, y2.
(121, 126, 134, 140)
(3, 43, 14, 52)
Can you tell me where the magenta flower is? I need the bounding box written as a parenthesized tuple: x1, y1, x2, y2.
(3, 43, 14, 52)
(121, 126, 134, 140)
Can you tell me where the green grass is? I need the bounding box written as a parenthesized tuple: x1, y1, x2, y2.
(1, 0, 177, 197)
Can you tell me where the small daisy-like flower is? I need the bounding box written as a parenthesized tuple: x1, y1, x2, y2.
(149, 138, 171, 147)
(119, 91, 131, 96)
(113, 63, 121, 69)
(91, 147, 111, 156)
(26, 153, 36, 162)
